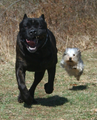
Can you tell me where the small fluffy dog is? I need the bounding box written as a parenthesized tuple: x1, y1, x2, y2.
(60, 48, 84, 81)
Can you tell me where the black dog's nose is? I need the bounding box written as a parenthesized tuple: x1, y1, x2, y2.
(29, 30, 37, 36)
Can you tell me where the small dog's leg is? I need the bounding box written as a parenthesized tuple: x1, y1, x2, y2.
(76, 76, 80, 81)
(72, 65, 77, 69)
(44, 65, 56, 94)
(60, 59, 65, 68)
(29, 71, 45, 104)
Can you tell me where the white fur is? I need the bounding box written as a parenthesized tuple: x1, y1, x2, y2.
(60, 48, 84, 81)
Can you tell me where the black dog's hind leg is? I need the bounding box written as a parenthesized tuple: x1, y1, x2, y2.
(44, 65, 56, 94)
(16, 66, 33, 105)
(29, 71, 45, 103)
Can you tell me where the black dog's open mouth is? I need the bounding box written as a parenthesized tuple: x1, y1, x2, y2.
(26, 39, 38, 51)
(25, 35, 46, 53)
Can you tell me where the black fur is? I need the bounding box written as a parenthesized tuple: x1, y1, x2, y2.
(15, 14, 57, 105)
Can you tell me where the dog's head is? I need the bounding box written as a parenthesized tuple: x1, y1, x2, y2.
(61, 48, 81, 66)
(19, 14, 47, 53)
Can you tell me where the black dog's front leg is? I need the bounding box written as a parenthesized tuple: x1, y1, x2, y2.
(16, 65, 33, 105)
(44, 65, 56, 94)
(29, 71, 45, 103)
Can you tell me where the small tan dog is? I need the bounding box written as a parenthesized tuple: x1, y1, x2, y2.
(60, 48, 84, 81)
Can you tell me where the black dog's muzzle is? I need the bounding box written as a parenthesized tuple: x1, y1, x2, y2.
(20, 33, 48, 53)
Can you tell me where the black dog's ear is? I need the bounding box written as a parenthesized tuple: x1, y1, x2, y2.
(40, 14, 45, 21)
(23, 14, 28, 19)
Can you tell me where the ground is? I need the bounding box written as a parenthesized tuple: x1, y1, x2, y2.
(0, 49, 97, 120)
(0, 0, 97, 119)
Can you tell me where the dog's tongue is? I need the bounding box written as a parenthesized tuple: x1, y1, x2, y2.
(26, 39, 35, 47)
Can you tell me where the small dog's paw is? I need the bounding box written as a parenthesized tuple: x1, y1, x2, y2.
(72, 66, 77, 69)
(44, 83, 53, 94)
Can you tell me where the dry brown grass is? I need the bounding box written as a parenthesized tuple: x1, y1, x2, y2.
(0, 0, 97, 61)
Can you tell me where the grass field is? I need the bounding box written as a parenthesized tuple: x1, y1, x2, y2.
(0, 50, 97, 120)
(0, 0, 97, 119)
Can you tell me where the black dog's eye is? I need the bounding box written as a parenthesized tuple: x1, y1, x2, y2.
(24, 25, 28, 29)
(39, 26, 41, 28)
(39, 25, 43, 28)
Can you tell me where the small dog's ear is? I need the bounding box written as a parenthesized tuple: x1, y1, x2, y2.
(77, 48, 80, 52)
(65, 48, 68, 52)
(40, 14, 45, 20)
(77, 48, 81, 55)
(23, 14, 28, 19)
(63, 52, 66, 56)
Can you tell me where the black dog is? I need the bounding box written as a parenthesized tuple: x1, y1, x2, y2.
(15, 14, 57, 105)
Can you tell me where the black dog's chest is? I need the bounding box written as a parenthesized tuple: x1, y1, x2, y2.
(24, 52, 52, 71)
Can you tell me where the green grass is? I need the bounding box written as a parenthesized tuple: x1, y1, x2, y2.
(0, 50, 97, 120)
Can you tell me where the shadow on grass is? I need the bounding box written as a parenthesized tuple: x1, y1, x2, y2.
(69, 85, 87, 91)
(36, 95, 68, 107)
(24, 103, 32, 108)
(23, 95, 68, 108)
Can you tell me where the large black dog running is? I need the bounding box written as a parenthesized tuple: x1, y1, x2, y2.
(15, 14, 57, 105)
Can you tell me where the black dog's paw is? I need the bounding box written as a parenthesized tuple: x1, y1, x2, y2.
(24, 99, 37, 108)
(18, 94, 24, 103)
(25, 98, 37, 105)
(18, 97, 24, 103)
(25, 95, 34, 105)
(44, 83, 53, 94)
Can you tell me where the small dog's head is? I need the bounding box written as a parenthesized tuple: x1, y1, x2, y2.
(19, 14, 47, 53)
(61, 48, 81, 66)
